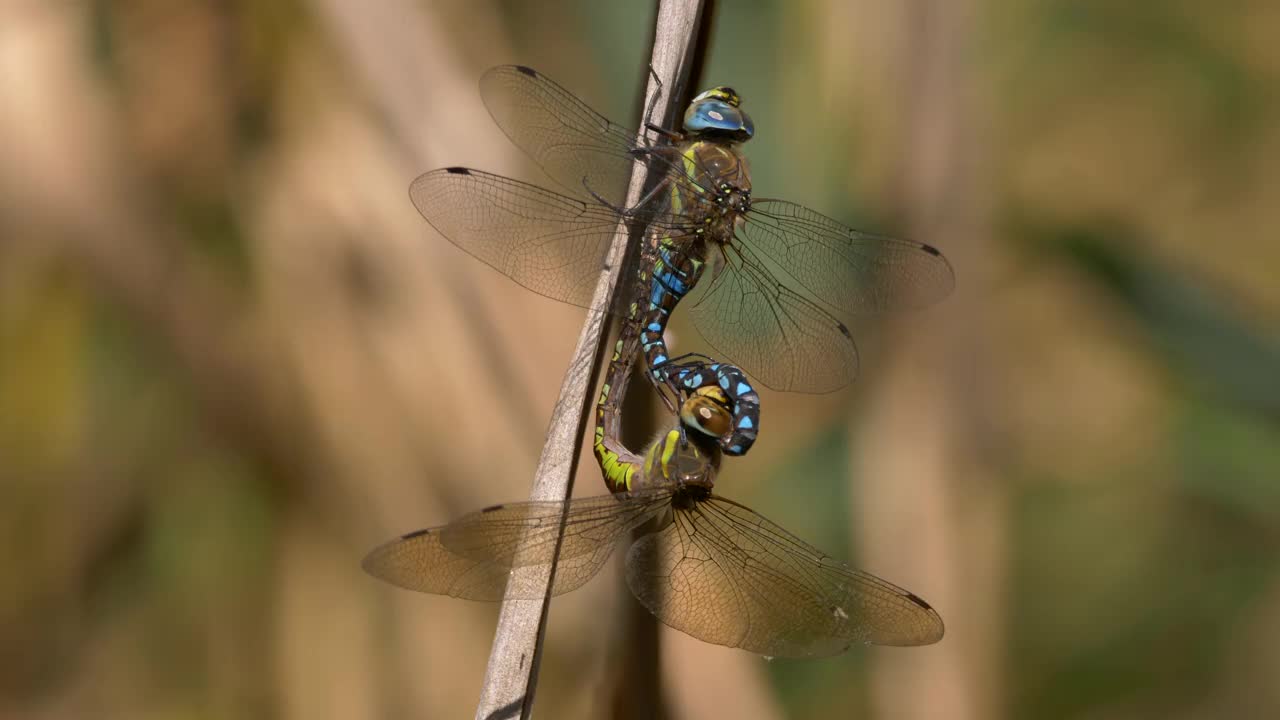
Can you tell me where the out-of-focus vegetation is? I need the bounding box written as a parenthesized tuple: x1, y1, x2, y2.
(2, 1, 1277, 719)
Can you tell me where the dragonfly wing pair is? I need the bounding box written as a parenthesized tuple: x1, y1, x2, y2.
(363, 487, 943, 656)
(409, 65, 955, 393)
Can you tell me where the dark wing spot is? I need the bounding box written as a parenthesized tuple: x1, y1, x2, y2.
(920, 243, 942, 257)
(445, 166, 471, 175)
(835, 320, 853, 340)
(514, 65, 538, 77)
(905, 592, 934, 610)
(401, 528, 432, 539)
(480, 503, 505, 513)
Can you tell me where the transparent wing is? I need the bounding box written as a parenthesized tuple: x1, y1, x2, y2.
(454, 66, 954, 393)
(741, 199, 955, 312)
(480, 65, 711, 213)
(480, 65, 641, 206)
(363, 488, 673, 601)
(480, 66, 955, 315)
(625, 494, 944, 657)
(410, 167, 647, 311)
(688, 241, 859, 393)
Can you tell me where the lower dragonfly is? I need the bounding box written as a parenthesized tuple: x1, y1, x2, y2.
(362, 390, 944, 658)
(411, 66, 955, 430)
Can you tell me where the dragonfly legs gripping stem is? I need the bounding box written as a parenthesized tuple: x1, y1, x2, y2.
(581, 156, 677, 218)
(637, 67, 688, 145)
(645, 122, 684, 143)
(642, 64, 665, 142)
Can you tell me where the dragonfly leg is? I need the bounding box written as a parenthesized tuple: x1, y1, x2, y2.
(663, 351, 715, 366)
(641, 64, 665, 144)
(637, 69, 687, 144)
(629, 143, 683, 161)
(582, 179, 623, 213)
(631, 175, 675, 213)
(654, 370, 681, 416)
(645, 122, 685, 142)
(675, 421, 699, 457)
(583, 172, 674, 217)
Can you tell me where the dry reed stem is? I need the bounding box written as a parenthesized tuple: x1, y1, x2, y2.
(473, 2, 707, 719)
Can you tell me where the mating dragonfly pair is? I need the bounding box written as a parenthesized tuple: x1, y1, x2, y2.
(363, 66, 952, 657)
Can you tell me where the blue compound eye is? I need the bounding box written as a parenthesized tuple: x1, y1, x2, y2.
(683, 90, 754, 142)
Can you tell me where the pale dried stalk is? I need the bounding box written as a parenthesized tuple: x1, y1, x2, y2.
(474, 2, 707, 719)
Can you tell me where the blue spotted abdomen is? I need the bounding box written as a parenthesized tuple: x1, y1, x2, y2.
(638, 241, 700, 379)
(637, 239, 759, 456)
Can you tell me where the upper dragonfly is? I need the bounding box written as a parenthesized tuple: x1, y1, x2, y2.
(411, 65, 954, 393)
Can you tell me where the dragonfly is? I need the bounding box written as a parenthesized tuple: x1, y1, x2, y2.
(364, 398, 945, 658)
(411, 66, 955, 410)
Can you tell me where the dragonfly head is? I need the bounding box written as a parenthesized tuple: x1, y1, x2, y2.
(684, 87, 754, 143)
(680, 386, 734, 439)
(681, 384, 756, 457)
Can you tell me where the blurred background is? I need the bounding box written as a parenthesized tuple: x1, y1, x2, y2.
(3, 0, 1279, 718)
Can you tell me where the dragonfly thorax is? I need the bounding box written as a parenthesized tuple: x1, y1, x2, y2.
(669, 482, 713, 511)
(682, 142, 751, 192)
(680, 141, 752, 244)
(640, 426, 722, 491)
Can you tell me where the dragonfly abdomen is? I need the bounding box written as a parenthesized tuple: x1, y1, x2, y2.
(594, 331, 644, 494)
(636, 237, 760, 456)
(639, 239, 705, 377)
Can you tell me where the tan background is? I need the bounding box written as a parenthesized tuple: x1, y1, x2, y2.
(2, 1, 1278, 718)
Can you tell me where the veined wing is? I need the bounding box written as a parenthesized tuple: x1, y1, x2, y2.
(624, 494, 944, 657)
(411, 167, 650, 311)
(741, 199, 955, 313)
(688, 240, 859, 393)
(481, 66, 955, 316)
(480, 65, 713, 212)
(363, 488, 674, 601)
